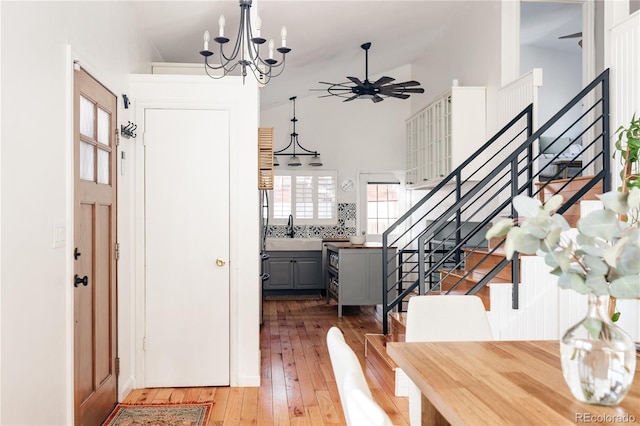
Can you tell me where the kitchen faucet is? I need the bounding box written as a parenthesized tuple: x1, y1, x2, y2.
(287, 214, 295, 238)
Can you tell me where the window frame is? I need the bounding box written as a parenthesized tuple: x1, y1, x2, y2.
(269, 170, 338, 225)
(358, 171, 406, 243)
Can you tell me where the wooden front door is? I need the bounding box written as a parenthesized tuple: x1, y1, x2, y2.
(74, 69, 118, 425)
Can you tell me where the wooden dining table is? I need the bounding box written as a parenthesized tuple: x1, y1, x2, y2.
(387, 340, 640, 425)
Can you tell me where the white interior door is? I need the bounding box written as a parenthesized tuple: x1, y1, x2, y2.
(144, 108, 230, 387)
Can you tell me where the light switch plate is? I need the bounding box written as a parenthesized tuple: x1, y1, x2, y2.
(52, 222, 66, 249)
(345, 219, 356, 227)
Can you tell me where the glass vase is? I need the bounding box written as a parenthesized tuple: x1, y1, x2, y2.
(560, 294, 636, 405)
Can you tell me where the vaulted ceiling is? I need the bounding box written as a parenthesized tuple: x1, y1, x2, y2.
(130, 1, 582, 109)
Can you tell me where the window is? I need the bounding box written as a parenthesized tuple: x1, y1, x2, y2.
(366, 182, 400, 234)
(271, 170, 337, 224)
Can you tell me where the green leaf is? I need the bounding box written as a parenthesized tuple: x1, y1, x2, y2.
(545, 226, 562, 248)
(576, 233, 596, 247)
(609, 275, 640, 299)
(603, 236, 628, 268)
(611, 312, 621, 322)
(513, 195, 542, 219)
(485, 218, 513, 240)
(558, 272, 590, 293)
(584, 274, 609, 296)
(506, 226, 541, 257)
(578, 244, 604, 257)
(543, 194, 564, 213)
(619, 246, 640, 274)
(577, 209, 618, 240)
(597, 191, 628, 215)
(521, 220, 548, 239)
(628, 187, 640, 210)
(555, 245, 573, 272)
(583, 255, 609, 275)
(583, 318, 604, 339)
(544, 251, 559, 268)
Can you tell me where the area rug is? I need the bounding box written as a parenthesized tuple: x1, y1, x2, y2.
(102, 403, 212, 426)
(265, 293, 322, 301)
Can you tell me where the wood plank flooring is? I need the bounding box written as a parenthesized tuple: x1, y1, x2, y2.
(121, 299, 409, 425)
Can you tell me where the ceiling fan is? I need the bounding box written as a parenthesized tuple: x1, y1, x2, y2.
(311, 42, 425, 103)
(559, 31, 582, 48)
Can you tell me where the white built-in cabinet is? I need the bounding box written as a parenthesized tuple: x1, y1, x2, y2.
(406, 86, 486, 189)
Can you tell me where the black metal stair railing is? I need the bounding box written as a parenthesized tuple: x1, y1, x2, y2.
(381, 69, 611, 335)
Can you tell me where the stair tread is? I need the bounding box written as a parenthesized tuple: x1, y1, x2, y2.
(365, 333, 398, 370)
(441, 269, 512, 284)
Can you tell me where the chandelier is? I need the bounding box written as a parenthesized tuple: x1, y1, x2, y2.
(199, 0, 291, 84)
(274, 97, 322, 167)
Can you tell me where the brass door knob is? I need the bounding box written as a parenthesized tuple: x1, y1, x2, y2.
(216, 258, 226, 267)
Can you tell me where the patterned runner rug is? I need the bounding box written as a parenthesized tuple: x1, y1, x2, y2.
(102, 403, 212, 426)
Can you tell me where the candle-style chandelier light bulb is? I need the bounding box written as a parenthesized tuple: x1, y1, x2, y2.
(199, 0, 291, 85)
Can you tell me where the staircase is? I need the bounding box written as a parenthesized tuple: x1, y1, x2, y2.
(367, 69, 613, 393)
(381, 69, 612, 335)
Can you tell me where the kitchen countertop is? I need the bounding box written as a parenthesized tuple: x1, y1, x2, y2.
(324, 242, 388, 250)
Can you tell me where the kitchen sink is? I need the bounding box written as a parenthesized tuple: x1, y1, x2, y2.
(265, 238, 323, 251)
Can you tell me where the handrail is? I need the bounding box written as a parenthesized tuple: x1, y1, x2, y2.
(381, 69, 610, 334)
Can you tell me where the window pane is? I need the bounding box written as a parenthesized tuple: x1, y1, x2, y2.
(97, 148, 109, 184)
(80, 96, 95, 139)
(273, 175, 291, 219)
(317, 176, 336, 219)
(80, 141, 95, 181)
(367, 183, 400, 234)
(296, 176, 313, 219)
(97, 107, 110, 146)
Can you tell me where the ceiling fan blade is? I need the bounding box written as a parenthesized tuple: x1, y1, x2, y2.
(347, 76, 364, 87)
(396, 88, 425, 94)
(559, 32, 582, 39)
(372, 95, 385, 103)
(372, 76, 395, 87)
(343, 94, 360, 102)
(383, 92, 410, 100)
(381, 81, 422, 90)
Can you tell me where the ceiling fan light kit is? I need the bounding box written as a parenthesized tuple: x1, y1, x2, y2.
(199, 0, 291, 84)
(274, 96, 322, 167)
(312, 42, 425, 103)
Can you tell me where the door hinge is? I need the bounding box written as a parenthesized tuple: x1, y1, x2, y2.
(114, 243, 120, 261)
(115, 128, 120, 146)
(115, 357, 120, 376)
(143, 337, 146, 351)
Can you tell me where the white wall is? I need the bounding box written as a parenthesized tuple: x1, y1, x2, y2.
(1, 2, 157, 424)
(260, 65, 412, 206)
(410, 2, 502, 135)
(521, 45, 582, 139)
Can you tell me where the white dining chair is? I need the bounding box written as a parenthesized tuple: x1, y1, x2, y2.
(405, 295, 494, 426)
(326, 326, 393, 426)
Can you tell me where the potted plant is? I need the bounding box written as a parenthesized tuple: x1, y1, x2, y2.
(607, 116, 640, 319)
(486, 188, 639, 406)
(615, 114, 640, 193)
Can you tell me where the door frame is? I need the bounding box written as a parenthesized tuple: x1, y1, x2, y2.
(130, 75, 261, 389)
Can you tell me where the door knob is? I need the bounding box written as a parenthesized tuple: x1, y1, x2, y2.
(74, 274, 89, 287)
(216, 258, 226, 267)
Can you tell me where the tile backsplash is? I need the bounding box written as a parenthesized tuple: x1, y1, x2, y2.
(266, 203, 357, 239)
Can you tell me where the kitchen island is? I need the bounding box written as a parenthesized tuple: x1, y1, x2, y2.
(323, 242, 396, 317)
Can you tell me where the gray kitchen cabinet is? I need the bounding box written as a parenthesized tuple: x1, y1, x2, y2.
(324, 243, 397, 317)
(263, 250, 322, 292)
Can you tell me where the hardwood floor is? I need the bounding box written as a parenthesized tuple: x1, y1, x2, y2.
(121, 298, 409, 425)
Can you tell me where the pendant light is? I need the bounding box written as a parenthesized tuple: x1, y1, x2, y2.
(274, 96, 322, 167)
